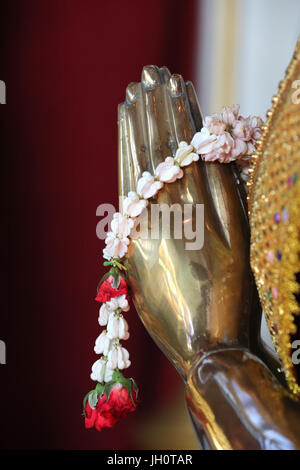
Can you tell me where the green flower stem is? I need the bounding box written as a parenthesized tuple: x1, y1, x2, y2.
(103, 259, 127, 271)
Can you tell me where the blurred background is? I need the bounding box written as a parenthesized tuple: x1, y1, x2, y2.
(0, 0, 299, 450)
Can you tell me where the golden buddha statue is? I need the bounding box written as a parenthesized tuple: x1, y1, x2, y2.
(118, 40, 300, 450)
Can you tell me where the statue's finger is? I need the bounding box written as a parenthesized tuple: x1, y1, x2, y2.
(118, 102, 135, 210)
(166, 74, 196, 144)
(141, 65, 174, 170)
(185, 81, 203, 132)
(124, 81, 153, 182)
(159, 66, 171, 84)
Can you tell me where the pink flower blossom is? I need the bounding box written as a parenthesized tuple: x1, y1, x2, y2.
(198, 105, 263, 164)
(232, 118, 252, 141)
(202, 132, 235, 163)
(203, 115, 226, 135)
(220, 105, 240, 126)
(232, 138, 247, 159)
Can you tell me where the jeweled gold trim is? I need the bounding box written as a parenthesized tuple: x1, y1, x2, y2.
(249, 37, 300, 396)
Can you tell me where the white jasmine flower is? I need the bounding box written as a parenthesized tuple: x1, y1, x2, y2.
(107, 346, 118, 370)
(117, 345, 131, 369)
(94, 330, 113, 355)
(98, 302, 114, 326)
(107, 344, 131, 370)
(103, 231, 130, 260)
(118, 315, 130, 340)
(91, 359, 115, 383)
(98, 296, 129, 327)
(123, 191, 148, 218)
(107, 313, 130, 340)
(104, 366, 114, 383)
(110, 212, 134, 238)
(191, 127, 217, 154)
(107, 314, 119, 339)
(155, 157, 184, 183)
(175, 141, 199, 167)
(137, 171, 164, 199)
(107, 294, 130, 312)
(90, 358, 104, 382)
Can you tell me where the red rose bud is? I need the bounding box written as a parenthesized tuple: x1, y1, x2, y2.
(95, 275, 128, 303)
(84, 383, 137, 431)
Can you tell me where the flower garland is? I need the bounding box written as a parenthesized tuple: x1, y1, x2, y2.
(83, 105, 263, 431)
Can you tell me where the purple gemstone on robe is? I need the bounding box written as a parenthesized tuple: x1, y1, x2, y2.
(287, 177, 293, 188)
(276, 250, 282, 261)
(274, 213, 280, 223)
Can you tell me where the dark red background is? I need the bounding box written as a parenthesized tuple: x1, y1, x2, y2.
(0, 0, 198, 449)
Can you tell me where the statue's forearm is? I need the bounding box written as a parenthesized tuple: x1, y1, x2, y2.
(185, 349, 300, 450)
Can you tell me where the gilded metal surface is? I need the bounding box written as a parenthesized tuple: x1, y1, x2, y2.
(186, 349, 300, 450)
(118, 65, 300, 449)
(118, 66, 254, 378)
(249, 39, 300, 396)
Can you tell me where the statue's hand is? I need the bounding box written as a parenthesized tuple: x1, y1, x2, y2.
(118, 66, 255, 379)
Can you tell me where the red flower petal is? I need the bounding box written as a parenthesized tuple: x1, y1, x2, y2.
(84, 383, 137, 431)
(84, 402, 97, 429)
(95, 275, 129, 303)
